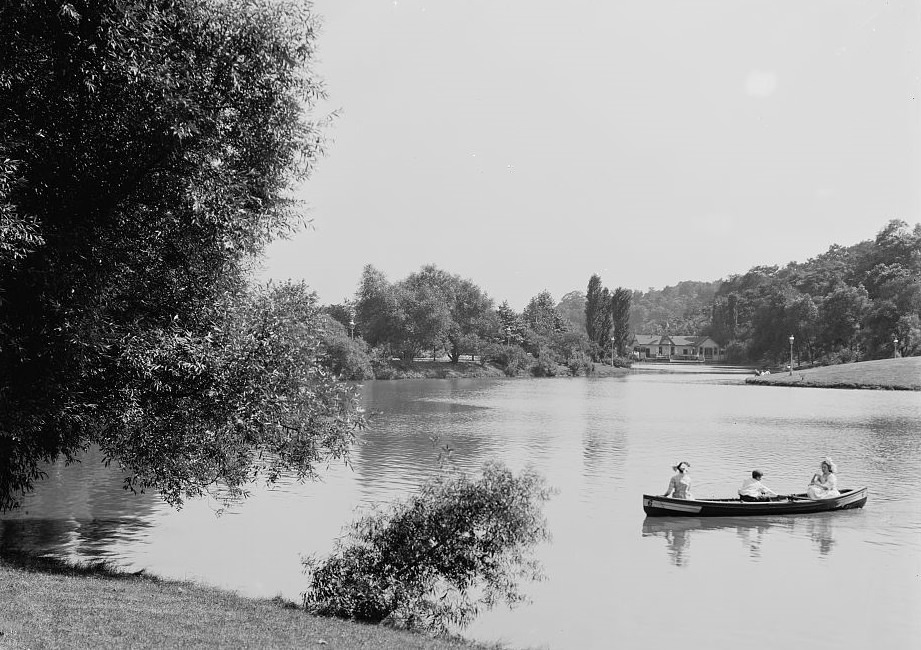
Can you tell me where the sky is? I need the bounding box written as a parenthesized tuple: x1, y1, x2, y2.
(259, 0, 921, 308)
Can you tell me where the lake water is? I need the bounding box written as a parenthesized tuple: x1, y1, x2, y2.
(2, 367, 920, 650)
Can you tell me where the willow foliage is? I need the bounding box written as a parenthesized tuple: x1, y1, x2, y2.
(0, 1, 359, 510)
(303, 462, 554, 635)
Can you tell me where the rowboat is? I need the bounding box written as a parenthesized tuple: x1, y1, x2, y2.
(642, 487, 868, 517)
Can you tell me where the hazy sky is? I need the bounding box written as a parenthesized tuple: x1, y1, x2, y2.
(259, 0, 921, 308)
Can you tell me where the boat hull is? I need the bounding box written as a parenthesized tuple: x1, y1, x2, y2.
(642, 487, 868, 517)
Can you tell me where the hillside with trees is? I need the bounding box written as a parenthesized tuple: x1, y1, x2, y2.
(706, 219, 921, 365)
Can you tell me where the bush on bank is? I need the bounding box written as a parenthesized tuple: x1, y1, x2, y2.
(302, 462, 554, 635)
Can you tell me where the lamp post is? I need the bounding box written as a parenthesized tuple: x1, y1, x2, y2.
(611, 336, 615, 366)
(788, 335, 794, 375)
(349, 318, 355, 340)
(893, 337, 899, 359)
(855, 324, 861, 362)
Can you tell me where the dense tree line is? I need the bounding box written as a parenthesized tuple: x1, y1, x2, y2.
(706, 220, 921, 364)
(628, 281, 721, 335)
(338, 220, 919, 375)
(338, 265, 617, 377)
(611, 220, 920, 365)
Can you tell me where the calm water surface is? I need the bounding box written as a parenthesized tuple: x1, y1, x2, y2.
(2, 368, 920, 650)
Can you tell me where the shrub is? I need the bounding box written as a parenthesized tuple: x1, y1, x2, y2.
(368, 346, 398, 379)
(302, 462, 554, 635)
(321, 333, 374, 380)
(531, 354, 562, 377)
(566, 351, 594, 376)
(813, 348, 862, 366)
(479, 343, 533, 376)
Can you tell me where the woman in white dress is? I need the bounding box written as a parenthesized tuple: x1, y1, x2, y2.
(806, 458, 840, 500)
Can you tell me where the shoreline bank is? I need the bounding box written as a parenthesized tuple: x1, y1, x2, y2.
(372, 359, 630, 379)
(0, 552, 483, 649)
(745, 357, 920, 391)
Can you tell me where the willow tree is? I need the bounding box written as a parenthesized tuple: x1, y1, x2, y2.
(0, 0, 360, 510)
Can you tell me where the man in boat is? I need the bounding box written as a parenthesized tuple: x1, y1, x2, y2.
(738, 470, 780, 502)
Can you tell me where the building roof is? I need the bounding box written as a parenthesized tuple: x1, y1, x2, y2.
(630, 334, 720, 347)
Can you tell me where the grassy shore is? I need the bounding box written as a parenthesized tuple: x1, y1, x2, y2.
(745, 356, 920, 390)
(0, 553, 487, 650)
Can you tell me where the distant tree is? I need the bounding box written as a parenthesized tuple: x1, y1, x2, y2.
(895, 313, 921, 357)
(396, 265, 495, 363)
(444, 274, 495, 363)
(817, 285, 869, 355)
(597, 288, 613, 354)
(324, 302, 356, 333)
(707, 293, 740, 346)
(629, 281, 721, 335)
(870, 219, 921, 275)
(354, 265, 403, 352)
(496, 301, 527, 347)
(862, 299, 903, 359)
(397, 270, 452, 360)
(584, 275, 611, 358)
(785, 293, 819, 364)
(610, 287, 632, 356)
(748, 283, 799, 362)
(556, 290, 586, 333)
(523, 291, 569, 336)
(319, 315, 374, 380)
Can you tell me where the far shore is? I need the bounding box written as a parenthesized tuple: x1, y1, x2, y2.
(745, 357, 920, 391)
(373, 358, 630, 379)
(376, 356, 920, 390)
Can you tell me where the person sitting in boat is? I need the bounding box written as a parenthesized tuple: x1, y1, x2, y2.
(663, 461, 693, 499)
(738, 469, 779, 502)
(806, 458, 840, 500)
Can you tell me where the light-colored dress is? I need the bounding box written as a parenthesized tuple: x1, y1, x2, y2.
(666, 473, 693, 500)
(806, 472, 840, 499)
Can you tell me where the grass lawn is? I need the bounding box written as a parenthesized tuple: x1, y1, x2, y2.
(0, 553, 488, 650)
(745, 356, 920, 390)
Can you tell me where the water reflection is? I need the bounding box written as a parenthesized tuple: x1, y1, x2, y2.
(0, 516, 153, 561)
(642, 514, 838, 566)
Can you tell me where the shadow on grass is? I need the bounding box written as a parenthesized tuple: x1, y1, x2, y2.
(0, 548, 304, 611)
(0, 548, 150, 580)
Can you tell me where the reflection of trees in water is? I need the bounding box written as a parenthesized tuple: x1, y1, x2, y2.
(0, 517, 153, 562)
(354, 399, 495, 501)
(579, 380, 628, 491)
(642, 514, 838, 567)
(581, 423, 627, 489)
(0, 446, 159, 562)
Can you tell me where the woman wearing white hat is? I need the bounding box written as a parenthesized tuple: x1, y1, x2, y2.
(806, 458, 840, 500)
